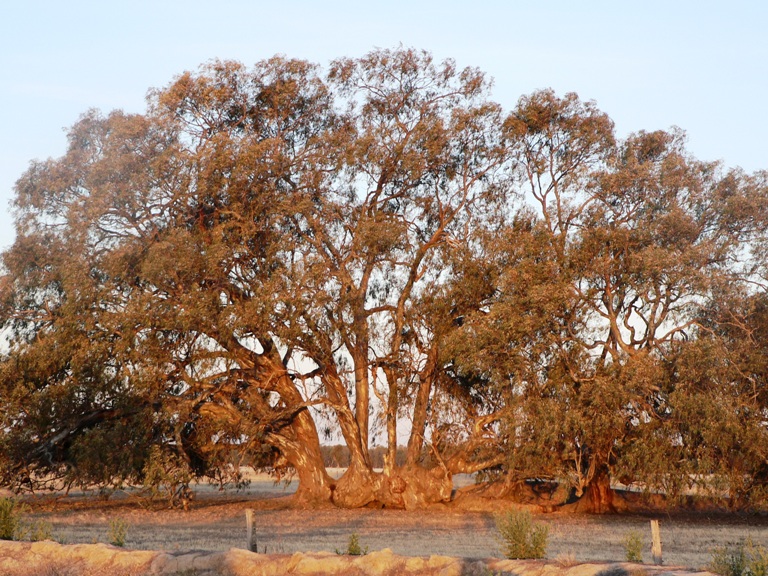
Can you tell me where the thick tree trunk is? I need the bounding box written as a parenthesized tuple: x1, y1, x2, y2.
(321, 368, 371, 470)
(264, 373, 334, 504)
(259, 343, 453, 510)
(352, 347, 370, 461)
(256, 346, 336, 504)
(406, 352, 436, 465)
(383, 367, 399, 475)
(289, 420, 334, 504)
(572, 469, 616, 513)
(381, 465, 453, 510)
(267, 414, 335, 505)
(292, 457, 334, 505)
(331, 462, 453, 510)
(332, 458, 378, 508)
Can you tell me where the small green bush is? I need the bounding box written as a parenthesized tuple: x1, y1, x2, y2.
(17, 519, 54, 542)
(495, 509, 549, 560)
(709, 539, 768, 576)
(0, 497, 54, 542)
(108, 517, 128, 547)
(335, 532, 368, 556)
(0, 498, 25, 540)
(624, 530, 644, 563)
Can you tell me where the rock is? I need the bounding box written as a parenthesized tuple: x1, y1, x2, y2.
(294, 552, 350, 574)
(405, 556, 427, 572)
(426, 554, 456, 569)
(355, 548, 404, 575)
(222, 547, 287, 576)
(153, 550, 227, 574)
(0, 541, 721, 576)
(2, 541, 156, 574)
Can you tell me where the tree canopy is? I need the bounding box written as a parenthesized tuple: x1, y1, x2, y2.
(2, 48, 768, 511)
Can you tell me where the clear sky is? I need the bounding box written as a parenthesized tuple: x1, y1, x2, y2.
(1, 0, 766, 252)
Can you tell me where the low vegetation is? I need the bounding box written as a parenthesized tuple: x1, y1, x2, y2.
(108, 517, 128, 548)
(0, 497, 53, 542)
(335, 532, 369, 556)
(0, 497, 22, 540)
(624, 530, 644, 563)
(495, 509, 549, 559)
(709, 539, 768, 576)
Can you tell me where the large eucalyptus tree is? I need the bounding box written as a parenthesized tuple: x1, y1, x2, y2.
(445, 91, 768, 511)
(2, 49, 767, 512)
(0, 49, 513, 508)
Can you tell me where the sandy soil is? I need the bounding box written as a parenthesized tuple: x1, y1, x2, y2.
(5, 475, 766, 570)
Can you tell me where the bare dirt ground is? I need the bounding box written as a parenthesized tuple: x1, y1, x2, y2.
(5, 474, 768, 570)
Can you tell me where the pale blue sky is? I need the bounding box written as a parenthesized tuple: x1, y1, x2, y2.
(2, 1, 766, 252)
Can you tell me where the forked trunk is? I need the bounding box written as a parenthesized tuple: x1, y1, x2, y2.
(331, 454, 378, 508)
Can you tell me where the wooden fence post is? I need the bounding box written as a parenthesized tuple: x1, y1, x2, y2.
(246, 509, 257, 553)
(650, 519, 662, 565)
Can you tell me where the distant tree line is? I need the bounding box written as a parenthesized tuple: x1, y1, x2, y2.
(1, 48, 767, 511)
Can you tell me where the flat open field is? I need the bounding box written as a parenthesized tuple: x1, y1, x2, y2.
(6, 474, 768, 570)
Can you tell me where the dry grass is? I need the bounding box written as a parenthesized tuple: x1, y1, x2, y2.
(555, 550, 579, 568)
(9, 476, 768, 570)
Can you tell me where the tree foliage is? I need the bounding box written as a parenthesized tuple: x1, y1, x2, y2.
(1, 48, 767, 510)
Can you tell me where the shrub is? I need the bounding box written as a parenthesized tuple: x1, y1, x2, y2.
(0, 497, 25, 540)
(108, 517, 128, 547)
(624, 530, 644, 563)
(336, 532, 368, 556)
(555, 551, 578, 568)
(495, 509, 549, 559)
(0, 497, 54, 542)
(17, 519, 54, 542)
(709, 539, 768, 576)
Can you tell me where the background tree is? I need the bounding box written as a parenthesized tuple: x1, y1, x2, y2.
(444, 92, 768, 511)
